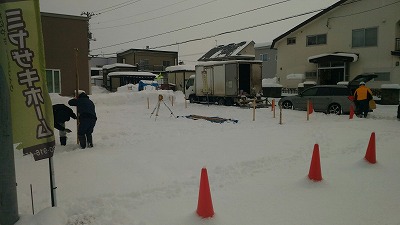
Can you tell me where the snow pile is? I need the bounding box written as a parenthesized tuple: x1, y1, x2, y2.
(262, 77, 282, 87)
(13, 86, 400, 225)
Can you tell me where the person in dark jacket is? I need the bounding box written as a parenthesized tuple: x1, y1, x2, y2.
(68, 92, 97, 149)
(397, 103, 400, 120)
(53, 104, 77, 146)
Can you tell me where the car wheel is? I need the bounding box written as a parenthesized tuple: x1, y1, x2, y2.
(225, 98, 234, 106)
(218, 98, 225, 105)
(281, 101, 293, 109)
(189, 95, 195, 103)
(328, 104, 341, 115)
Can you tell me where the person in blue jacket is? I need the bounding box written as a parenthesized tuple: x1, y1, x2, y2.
(68, 92, 97, 149)
(53, 104, 77, 145)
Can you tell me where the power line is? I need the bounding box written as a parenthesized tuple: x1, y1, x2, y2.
(94, 0, 193, 24)
(92, 0, 142, 16)
(91, 0, 294, 50)
(329, 0, 400, 19)
(150, 9, 323, 49)
(91, 0, 392, 59)
(92, 0, 218, 30)
(179, 51, 206, 57)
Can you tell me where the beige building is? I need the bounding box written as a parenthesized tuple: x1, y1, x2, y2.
(117, 48, 178, 72)
(271, 0, 400, 89)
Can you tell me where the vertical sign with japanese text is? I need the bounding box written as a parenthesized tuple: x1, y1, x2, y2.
(201, 70, 208, 93)
(0, 0, 55, 161)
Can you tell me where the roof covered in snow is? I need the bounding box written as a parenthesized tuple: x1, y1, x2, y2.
(102, 63, 136, 70)
(308, 52, 359, 63)
(165, 65, 195, 72)
(198, 41, 255, 61)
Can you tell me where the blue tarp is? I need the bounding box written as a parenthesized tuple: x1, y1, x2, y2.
(138, 80, 159, 91)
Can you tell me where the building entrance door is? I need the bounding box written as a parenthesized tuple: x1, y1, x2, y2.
(318, 68, 345, 85)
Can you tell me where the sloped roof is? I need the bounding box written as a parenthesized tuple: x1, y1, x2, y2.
(165, 65, 195, 72)
(271, 0, 347, 49)
(102, 63, 136, 70)
(198, 41, 255, 61)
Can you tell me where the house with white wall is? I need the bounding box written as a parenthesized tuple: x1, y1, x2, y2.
(254, 42, 277, 80)
(271, 0, 400, 89)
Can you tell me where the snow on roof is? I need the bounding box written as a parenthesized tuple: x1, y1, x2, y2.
(90, 67, 103, 71)
(102, 63, 136, 70)
(231, 41, 253, 56)
(254, 42, 272, 48)
(304, 81, 316, 85)
(199, 41, 254, 61)
(196, 60, 262, 67)
(165, 65, 195, 72)
(107, 71, 156, 77)
(337, 81, 349, 85)
(308, 53, 358, 62)
(286, 74, 305, 80)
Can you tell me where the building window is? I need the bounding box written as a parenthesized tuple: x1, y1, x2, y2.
(307, 34, 327, 46)
(287, 37, 296, 45)
(374, 72, 390, 81)
(305, 71, 317, 79)
(260, 54, 268, 61)
(163, 60, 171, 67)
(139, 59, 149, 70)
(46, 69, 61, 93)
(352, 27, 378, 47)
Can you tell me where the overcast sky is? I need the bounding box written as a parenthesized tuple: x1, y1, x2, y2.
(38, 0, 338, 64)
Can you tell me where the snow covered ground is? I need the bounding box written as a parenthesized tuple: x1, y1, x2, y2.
(14, 85, 400, 225)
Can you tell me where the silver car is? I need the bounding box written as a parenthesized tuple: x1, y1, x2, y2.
(278, 85, 355, 115)
(278, 74, 378, 115)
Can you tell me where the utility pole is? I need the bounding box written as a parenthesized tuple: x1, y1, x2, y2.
(0, 69, 19, 225)
(81, 11, 96, 54)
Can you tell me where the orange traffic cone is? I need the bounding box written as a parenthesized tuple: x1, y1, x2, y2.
(308, 100, 314, 114)
(196, 168, 214, 218)
(308, 144, 322, 181)
(271, 99, 275, 111)
(364, 132, 376, 164)
(349, 105, 355, 119)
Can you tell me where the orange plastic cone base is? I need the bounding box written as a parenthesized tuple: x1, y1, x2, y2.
(349, 105, 354, 119)
(196, 168, 214, 218)
(308, 101, 314, 114)
(308, 144, 322, 181)
(364, 132, 376, 164)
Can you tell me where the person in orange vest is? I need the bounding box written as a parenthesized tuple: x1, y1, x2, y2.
(354, 81, 373, 118)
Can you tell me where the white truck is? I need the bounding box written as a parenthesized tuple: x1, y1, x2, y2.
(185, 60, 263, 106)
